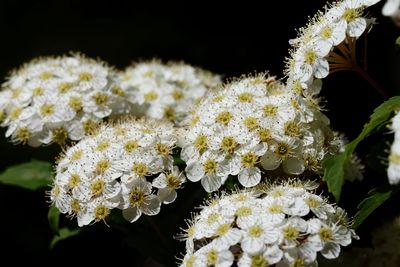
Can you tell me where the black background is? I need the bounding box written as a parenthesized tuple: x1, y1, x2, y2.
(0, 0, 399, 266)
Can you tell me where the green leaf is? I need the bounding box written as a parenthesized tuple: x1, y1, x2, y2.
(353, 186, 398, 229)
(48, 205, 60, 235)
(0, 159, 53, 190)
(396, 36, 400, 46)
(50, 227, 80, 249)
(324, 97, 400, 201)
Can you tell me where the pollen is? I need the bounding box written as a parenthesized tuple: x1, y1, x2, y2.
(268, 204, 283, 214)
(11, 88, 21, 99)
(39, 71, 53, 80)
(166, 174, 181, 189)
(212, 95, 224, 102)
(96, 140, 110, 151)
(16, 127, 30, 143)
(275, 142, 290, 159)
(79, 72, 93, 81)
(52, 128, 68, 144)
(216, 111, 233, 125)
(132, 162, 149, 176)
(207, 212, 220, 225)
(292, 258, 306, 267)
(258, 128, 271, 142)
(263, 105, 278, 117)
(248, 225, 264, 237)
(69, 97, 83, 111)
(238, 92, 253, 103)
(70, 199, 80, 214)
(244, 116, 259, 130)
(164, 106, 176, 120)
(129, 189, 145, 206)
(90, 179, 105, 197)
(304, 49, 317, 65)
(83, 119, 97, 135)
(203, 159, 218, 174)
(68, 173, 81, 189)
(58, 82, 73, 93)
(250, 254, 269, 267)
(144, 91, 158, 102)
(284, 121, 301, 137)
(93, 92, 108, 106)
(95, 159, 110, 174)
(343, 8, 360, 22)
(319, 227, 333, 242)
(206, 250, 218, 266)
(194, 134, 208, 152)
(124, 140, 139, 153)
(40, 103, 55, 117)
(94, 204, 110, 221)
(236, 206, 252, 217)
(241, 152, 259, 168)
(172, 89, 184, 100)
(156, 143, 171, 156)
(70, 150, 83, 161)
(305, 197, 321, 208)
(283, 225, 300, 240)
(320, 26, 333, 39)
(215, 223, 230, 236)
(220, 136, 237, 153)
(389, 153, 400, 164)
(10, 107, 22, 120)
(33, 87, 44, 96)
(112, 86, 125, 96)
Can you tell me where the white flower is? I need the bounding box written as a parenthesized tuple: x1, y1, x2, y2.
(285, 0, 380, 95)
(121, 177, 161, 222)
(180, 76, 337, 191)
(307, 218, 352, 259)
(50, 118, 183, 226)
(0, 54, 129, 146)
(195, 242, 234, 267)
(388, 112, 400, 184)
(152, 166, 186, 204)
(179, 180, 357, 266)
(119, 61, 220, 124)
(240, 220, 280, 254)
(383, 0, 400, 16)
(238, 246, 283, 267)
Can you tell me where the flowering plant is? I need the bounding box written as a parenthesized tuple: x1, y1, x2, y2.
(0, 0, 399, 266)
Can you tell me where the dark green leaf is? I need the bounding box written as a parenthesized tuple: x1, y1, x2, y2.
(48, 205, 60, 235)
(50, 227, 80, 249)
(324, 97, 400, 201)
(0, 160, 53, 190)
(396, 36, 400, 46)
(353, 186, 398, 229)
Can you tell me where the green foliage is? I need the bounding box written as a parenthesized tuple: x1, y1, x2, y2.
(324, 96, 400, 201)
(396, 36, 400, 46)
(48, 205, 60, 235)
(50, 227, 80, 249)
(0, 159, 53, 190)
(353, 186, 399, 229)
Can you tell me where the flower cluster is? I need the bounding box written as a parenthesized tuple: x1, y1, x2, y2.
(388, 111, 400, 184)
(285, 0, 380, 95)
(119, 61, 221, 124)
(50, 118, 186, 226)
(0, 55, 128, 146)
(180, 75, 338, 192)
(179, 180, 357, 267)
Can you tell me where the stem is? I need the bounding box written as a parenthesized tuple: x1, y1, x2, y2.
(363, 33, 368, 71)
(145, 216, 167, 243)
(354, 66, 389, 99)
